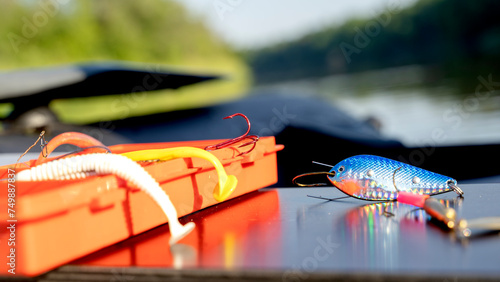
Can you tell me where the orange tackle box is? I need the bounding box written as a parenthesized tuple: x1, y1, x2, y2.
(0, 137, 283, 277)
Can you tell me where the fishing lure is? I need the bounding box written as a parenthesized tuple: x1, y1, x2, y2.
(293, 155, 463, 201)
(398, 192, 500, 239)
(16, 153, 196, 245)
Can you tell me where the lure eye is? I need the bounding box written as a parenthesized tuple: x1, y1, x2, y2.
(338, 166, 345, 173)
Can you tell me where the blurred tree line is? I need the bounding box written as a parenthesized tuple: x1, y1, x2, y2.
(0, 0, 250, 123)
(246, 0, 500, 85)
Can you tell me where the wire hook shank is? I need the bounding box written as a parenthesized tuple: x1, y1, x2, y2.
(292, 171, 336, 187)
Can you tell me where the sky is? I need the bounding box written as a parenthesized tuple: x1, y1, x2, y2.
(174, 0, 417, 49)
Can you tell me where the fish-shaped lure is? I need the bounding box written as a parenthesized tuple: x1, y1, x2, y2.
(293, 155, 463, 201)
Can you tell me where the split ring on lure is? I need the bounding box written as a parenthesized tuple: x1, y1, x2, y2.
(293, 155, 464, 201)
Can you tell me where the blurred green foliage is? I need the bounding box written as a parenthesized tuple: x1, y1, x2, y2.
(0, 0, 250, 124)
(247, 0, 500, 85)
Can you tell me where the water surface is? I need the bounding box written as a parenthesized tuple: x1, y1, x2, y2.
(256, 66, 500, 147)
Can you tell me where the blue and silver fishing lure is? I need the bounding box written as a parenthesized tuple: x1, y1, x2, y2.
(293, 155, 464, 201)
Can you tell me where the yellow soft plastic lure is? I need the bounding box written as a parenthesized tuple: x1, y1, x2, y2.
(121, 147, 238, 202)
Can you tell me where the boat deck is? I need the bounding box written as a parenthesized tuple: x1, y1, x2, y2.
(7, 183, 499, 282)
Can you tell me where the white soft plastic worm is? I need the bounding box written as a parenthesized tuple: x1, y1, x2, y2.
(16, 153, 195, 245)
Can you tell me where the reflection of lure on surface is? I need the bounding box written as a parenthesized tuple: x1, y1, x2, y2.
(342, 201, 429, 236)
(293, 154, 463, 201)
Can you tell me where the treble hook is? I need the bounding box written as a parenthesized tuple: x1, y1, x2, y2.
(205, 113, 259, 156)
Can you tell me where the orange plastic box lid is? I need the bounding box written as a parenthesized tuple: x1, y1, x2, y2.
(0, 137, 283, 277)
